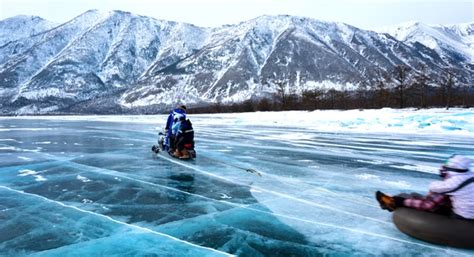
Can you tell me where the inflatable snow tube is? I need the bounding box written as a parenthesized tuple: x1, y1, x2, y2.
(393, 207, 474, 248)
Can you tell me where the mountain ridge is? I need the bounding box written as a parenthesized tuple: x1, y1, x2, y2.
(0, 10, 472, 115)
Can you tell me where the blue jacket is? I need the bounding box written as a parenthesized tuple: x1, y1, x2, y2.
(165, 108, 186, 133)
(171, 120, 181, 136)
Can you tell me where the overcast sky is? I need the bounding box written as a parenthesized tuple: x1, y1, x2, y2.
(0, 0, 472, 29)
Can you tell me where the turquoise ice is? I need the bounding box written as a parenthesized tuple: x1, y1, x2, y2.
(0, 112, 473, 256)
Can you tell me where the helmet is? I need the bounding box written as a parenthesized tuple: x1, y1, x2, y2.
(439, 155, 472, 177)
(445, 155, 472, 171)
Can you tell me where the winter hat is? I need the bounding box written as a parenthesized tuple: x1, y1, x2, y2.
(443, 155, 472, 172)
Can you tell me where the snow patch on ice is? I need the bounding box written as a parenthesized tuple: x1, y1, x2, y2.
(356, 173, 412, 189)
(0, 146, 18, 151)
(0, 139, 21, 142)
(33, 141, 51, 145)
(385, 180, 412, 189)
(34, 175, 47, 181)
(17, 156, 33, 161)
(356, 159, 391, 165)
(18, 169, 38, 176)
(81, 199, 93, 204)
(0, 128, 54, 132)
(219, 193, 232, 199)
(77, 175, 91, 183)
(18, 169, 47, 181)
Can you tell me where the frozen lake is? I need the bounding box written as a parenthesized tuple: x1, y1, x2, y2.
(1, 112, 473, 256)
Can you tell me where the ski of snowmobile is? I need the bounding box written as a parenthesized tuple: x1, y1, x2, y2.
(151, 131, 196, 160)
(151, 143, 196, 161)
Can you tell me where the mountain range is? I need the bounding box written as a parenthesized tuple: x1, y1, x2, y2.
(0, 10, 472, 115)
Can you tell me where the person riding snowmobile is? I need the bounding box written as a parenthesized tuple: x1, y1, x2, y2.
(166, 113, 183, 153)
(172, 116, 194, 159)
(165, 105, 186, 151)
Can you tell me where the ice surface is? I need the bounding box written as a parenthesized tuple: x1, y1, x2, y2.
(1, 109, 474, 256)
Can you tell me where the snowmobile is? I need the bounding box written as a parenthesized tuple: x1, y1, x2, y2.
(151, 131, 196, 160)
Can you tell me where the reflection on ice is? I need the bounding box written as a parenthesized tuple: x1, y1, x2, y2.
(0, 113, 473, 256)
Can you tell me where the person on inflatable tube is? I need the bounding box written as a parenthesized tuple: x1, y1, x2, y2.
(376, 155, 474, 220)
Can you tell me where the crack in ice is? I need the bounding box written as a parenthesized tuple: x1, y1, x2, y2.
(155, 154, 472, 254)
(0, 185, 234, 257)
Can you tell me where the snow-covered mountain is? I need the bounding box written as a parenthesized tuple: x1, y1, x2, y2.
(0, 15, 57, 47)
(0, 10, 472, 115)
(122, 16, 473, 109)
(377, 21, 473, 64)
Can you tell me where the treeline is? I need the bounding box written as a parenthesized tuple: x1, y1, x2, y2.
(188, 65, 473, 114)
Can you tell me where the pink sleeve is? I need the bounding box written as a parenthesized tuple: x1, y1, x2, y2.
(404, 198, 435, 210)
(403, 193, 447, 211)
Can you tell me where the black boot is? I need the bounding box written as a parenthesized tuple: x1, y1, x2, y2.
(393, 196, 406, 208)
(376, 191, 396, 212)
